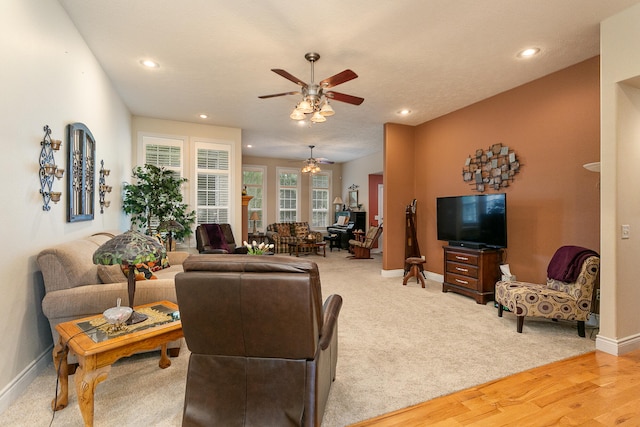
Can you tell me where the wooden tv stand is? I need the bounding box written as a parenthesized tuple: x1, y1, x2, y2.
(442, 245, 503, 304)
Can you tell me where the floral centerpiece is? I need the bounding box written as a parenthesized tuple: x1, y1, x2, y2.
(243, 240, 274, 255)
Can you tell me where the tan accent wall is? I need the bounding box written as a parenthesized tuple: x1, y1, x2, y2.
(383, 124, 417, 270)
(385, 57, 601, 282)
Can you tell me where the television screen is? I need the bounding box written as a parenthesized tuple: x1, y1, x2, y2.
(436, 194, 507, 248)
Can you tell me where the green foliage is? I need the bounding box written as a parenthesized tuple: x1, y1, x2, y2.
(122, 164, 196, 240)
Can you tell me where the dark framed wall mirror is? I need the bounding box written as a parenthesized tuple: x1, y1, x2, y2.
(348, 190, 358, 209)
(67, 122, 95, 222)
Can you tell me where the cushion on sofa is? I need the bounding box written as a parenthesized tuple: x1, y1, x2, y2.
(122, 263, 158, 280)
(295, 223, 310, 239)
(276, 223, 291, 237)
(98, 264, 127, 284)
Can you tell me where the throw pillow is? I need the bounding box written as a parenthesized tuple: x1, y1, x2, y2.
(204, 224, 230, 252)
(276, 223, 291, 237)
(295, 224, 309, 239)
(146, 256, 170, 272)
(97, 264, 127, 284)
(121, 263, 158, 281)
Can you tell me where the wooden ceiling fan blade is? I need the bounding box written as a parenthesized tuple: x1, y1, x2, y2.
(258, 91, 300, 99)
(271, 69, 308, 88)
(317, 158, 334, 164)
(325, 91, 364, 105)
(320, 69, 358, 88)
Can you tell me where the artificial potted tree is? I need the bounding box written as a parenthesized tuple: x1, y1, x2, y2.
(122, 164, 196, 249)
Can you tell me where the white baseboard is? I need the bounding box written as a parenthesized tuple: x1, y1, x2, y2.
(381, 268, 404, 277)
(425, 271, 444, 283)
(0, 345, 52, 415)
(596, 332, 640, 355)
(380, 268, 444, 284)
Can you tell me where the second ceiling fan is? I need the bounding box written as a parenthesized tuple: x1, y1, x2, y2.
(259, 52, 364, 123)
(301, 145, 333, 174)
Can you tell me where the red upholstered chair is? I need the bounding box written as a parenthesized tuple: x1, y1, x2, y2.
(175, 255, 342, 426)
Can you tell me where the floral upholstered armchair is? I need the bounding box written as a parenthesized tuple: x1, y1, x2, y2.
(495, 246, 599, 337)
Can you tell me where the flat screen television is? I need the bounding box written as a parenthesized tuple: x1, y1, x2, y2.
(436, 193, 507, 249)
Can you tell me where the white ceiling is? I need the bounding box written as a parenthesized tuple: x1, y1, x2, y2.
(58, 0, 639, 163)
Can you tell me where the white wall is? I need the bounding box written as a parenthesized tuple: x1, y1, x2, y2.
(340, 150, 383, 224)
(599, 2, 640, 355)
(0, 0, 132, 410)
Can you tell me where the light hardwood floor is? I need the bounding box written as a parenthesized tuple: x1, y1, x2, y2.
(350, 349, 640, 426)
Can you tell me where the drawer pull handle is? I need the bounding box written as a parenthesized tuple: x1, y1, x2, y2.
(455, 256, 469, 261)
(455, 279, 469, 285)
(455, 267, 468, 272)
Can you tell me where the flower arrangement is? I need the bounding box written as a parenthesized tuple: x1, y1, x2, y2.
(243, 240, 274, 255)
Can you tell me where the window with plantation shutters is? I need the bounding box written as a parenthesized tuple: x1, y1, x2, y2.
(277, 168, 299, 222)
(243, 166, 266, 232)
(196, 144, 230, 225)
(145, 145, 181, 168)
(141, 136, 185, 231)
(311, 172, 331, 228)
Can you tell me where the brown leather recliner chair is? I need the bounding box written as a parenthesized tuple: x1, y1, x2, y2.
(195, 223, 248, 254)
(175, 254, 343, 427)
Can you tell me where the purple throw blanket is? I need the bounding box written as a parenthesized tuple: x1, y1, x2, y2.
(546, 245, 599, 283)
(203, 224, 230, 252)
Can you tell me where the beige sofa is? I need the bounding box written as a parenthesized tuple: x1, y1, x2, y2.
(38, 232, 187, 353)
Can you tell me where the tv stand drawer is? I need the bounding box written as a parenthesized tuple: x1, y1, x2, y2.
(446, 262, 479, 279)
(442, 245, 503, 304)
(445, 251, 479, 266)
(444, 272, 478, 290)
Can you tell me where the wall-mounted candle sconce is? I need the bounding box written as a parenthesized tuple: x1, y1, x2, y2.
(39, 125, 64, 211)
(99, 160, 112, 213)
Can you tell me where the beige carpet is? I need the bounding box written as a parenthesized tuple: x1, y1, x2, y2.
(0, 251, 595, 426)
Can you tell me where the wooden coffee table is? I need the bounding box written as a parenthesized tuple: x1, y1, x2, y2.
(288, 241, 326, 257)
(51, 300, 183, 427)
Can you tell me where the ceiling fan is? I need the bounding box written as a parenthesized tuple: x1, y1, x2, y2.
(301, 145, 333, 173)
(259, 52, 364, 123)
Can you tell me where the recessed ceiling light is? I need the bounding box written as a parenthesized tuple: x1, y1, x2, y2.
(140, 59, 159, 68)
(397, 109, 411, 116)
(247, 144, 253, 148)
(517, 48, 540, 58)
(199, 114, 208, 119)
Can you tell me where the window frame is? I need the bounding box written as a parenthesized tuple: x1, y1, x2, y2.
(193, 139, 233, 226)
(243, 165, 267, 233)
(138, 134, 186, 231)
(276, 167, 300, 223)
(309, 171, 332, 230)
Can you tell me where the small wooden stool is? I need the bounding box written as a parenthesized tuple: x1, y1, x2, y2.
(403, 257, 426, 288)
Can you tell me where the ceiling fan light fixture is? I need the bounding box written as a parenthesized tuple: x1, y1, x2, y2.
(290, 108, 305, 120)
(320, 100, 335, 116)
(311, 111, 326, 123)
(302, 160, 320, 174)
(298, 99, 313, 114)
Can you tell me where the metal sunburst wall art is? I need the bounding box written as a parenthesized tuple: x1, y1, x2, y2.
(462, 143, 521, 192)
